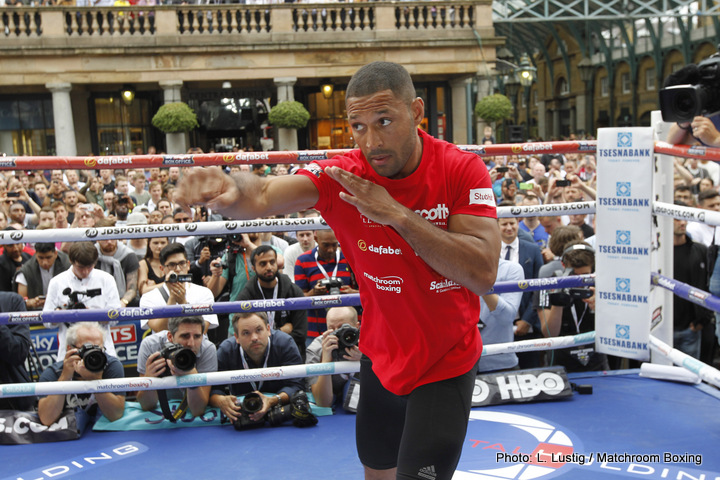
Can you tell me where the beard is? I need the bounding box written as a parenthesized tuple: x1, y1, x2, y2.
(258, 270, 277, 283)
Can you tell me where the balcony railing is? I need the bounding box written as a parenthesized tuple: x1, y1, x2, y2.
(1, 2, 480, 40)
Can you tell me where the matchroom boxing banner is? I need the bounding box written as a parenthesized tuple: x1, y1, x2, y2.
(595, 128, 653, 361)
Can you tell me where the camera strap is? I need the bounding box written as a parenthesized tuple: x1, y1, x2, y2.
(157, 388, 190, 423)
(314, 249, 340, 280)
(570, 303, 589, 334)
(239, 337, 271, 391)
(257, 280, 278, 329)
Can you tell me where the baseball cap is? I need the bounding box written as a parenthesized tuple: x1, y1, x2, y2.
(126, 212, 148, 226)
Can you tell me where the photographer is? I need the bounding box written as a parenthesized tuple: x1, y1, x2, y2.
(38, 322, 125, 426)
(0, 292, 34, 411)
(136, 316, 217, 417)
(294, 228, 358, 340)
(206, 232, 261, 303)
(211, 312, 304, 424)
(538, 241, 608, 372)
(663, 56, 720, 148)
(15, 242, 71, 311)
(139, 242, 218, 333)
(237, 245, 308, 359)
(43, 242, 122, 360)
(305, 306, 361, 408)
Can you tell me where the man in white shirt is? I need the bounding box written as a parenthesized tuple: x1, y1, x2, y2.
(139, 242, 219, 333)
(686, 190, 720, 246)
(43, 242, 122, 360)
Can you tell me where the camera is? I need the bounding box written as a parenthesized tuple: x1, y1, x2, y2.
(267, 391, 317, 428)
(211, 260, 228, 269)
(317, 277, 343, 295)
(62, 287, 102, 310)
(196, 236, 227, 259)
(496, 166, 509, 173)
(659, 52, 720, 123)
(232, 391, 318, 430)
(160, 343, 196, 372)
(232, 392, 267, 430)
(167, 272, 193, 283)
(548, 287, 593, 307)
(556, 179, 571, 187)
(332, 323, 359, 361)
(77, 344, 107, 372)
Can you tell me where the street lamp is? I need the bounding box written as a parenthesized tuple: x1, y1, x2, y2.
(120, 85, 135, 105)
(120, 85, 135, 106)
(320, 81, 334, 99)
(517, 54, 536, 88)
(578, 57, 594, 84)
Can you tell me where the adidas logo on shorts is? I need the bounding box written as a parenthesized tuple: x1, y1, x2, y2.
(418, 465, 437, 480)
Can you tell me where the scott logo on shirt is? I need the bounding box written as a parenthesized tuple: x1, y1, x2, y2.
(415, 203, 449, 222)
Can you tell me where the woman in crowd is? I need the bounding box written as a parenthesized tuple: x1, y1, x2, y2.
(138, 236, 168, 295)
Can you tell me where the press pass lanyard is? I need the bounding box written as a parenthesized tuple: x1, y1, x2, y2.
(257, 280, 278, 329)
(240, 337, 271, 391)
(570, 303, 589, 334)
(315, 249, 340, 280)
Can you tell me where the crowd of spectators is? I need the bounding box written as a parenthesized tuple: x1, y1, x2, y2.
(0, 146, 364, 421)
(1, 120, 719, 426)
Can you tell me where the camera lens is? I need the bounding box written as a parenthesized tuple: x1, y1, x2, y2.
(242, 392, 264, 413)
(340, 329, 358, 346)
(170, 348, 196, 371)
(78, 345, 107, 372)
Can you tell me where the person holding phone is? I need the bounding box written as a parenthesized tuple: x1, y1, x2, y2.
(15, 242, 71, 310)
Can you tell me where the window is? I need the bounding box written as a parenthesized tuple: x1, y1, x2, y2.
(559, 78, 569, 96)
(645, 68, 656, 91)
(94, 96, 153, 155)
(600, 77, 609, 97)
(0, 97, 55, 156)
(621, 73, 631, 94)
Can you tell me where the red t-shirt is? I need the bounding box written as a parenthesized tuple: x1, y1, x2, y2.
(296, 129, 497, 395)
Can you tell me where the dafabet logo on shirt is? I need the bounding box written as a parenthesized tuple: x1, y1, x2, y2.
(469, 188, 496, 207)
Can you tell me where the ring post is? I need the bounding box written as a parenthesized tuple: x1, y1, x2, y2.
(595, 127, 654, 361)
(650, 111, 675, 365)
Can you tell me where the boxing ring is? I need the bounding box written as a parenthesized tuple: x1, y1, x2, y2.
(2, 123, 720, 480)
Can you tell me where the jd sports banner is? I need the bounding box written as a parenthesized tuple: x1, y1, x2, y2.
(595, 127, 653, 361)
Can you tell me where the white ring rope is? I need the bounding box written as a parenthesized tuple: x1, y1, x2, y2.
(653, 201, 720, 227)
(649, 336, 720, 388)
(0, 333, 596, 399)
(0, 217, 331, 246)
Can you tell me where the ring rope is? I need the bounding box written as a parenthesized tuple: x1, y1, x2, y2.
(0, 294, 363, 326)
(0, 275, 595, 326)
(2, 140, 718, 172)
(0, 203, 600, 247)
(5, 330, 720, 398)
(0, 141, 598, 171)
(0, 217, 331, 246)
(649, 336, 720, 388)
(0, 333, 596, 399)
(653, 201, 720, 227)
(651, 272, 720, 314)
(654, 140, 720, 162)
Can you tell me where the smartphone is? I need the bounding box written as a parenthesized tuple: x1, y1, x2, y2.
(519, 182, 533, 190)
(556, 179, 571, 187)
(38, 295, 46, 300)
(7, 191, 19, 198)
(496, 166, 509, 173)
